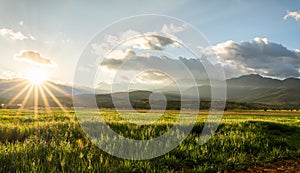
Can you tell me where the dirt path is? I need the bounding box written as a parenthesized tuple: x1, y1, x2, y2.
(228, 158, 300, 173)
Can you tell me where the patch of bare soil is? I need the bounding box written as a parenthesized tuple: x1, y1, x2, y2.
(227, 158, 300, 173)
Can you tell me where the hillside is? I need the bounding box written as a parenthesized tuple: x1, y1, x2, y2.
(1, 74, 300, 109)
(226, 74, 300, 104)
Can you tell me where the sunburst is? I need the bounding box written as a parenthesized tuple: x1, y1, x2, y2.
(3, 69, 71, 116)
(25, 69, 47, 85)
(0, 69, 76, 142)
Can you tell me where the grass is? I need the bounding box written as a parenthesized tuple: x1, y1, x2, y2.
(0, 109, 299, 172)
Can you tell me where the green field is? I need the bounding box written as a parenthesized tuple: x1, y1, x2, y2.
(0, 109, 300, 172)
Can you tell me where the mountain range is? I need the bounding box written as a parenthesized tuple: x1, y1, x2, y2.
(0, 74, 300, 109)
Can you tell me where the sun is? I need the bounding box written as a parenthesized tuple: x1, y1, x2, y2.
(26, 69, 47, 85)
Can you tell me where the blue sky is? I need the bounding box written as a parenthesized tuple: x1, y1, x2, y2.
(0, 0, 300, 84)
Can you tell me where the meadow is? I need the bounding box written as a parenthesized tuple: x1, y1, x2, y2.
(0, 109, 299, 172)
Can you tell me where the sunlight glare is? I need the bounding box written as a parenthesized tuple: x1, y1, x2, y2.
(26, 69, 47, 85)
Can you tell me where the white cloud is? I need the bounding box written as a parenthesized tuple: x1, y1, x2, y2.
(96, 35, 300, 82)
(0, 28, 35, 40)
(295, 49, 300, 54)
(284, 11, 300, 21)
(161, 23, 188, 34)
(96, 52, 225, 93)
(106, 49, 136, 60)
(0, 70, 23, 79)
(108, 32, 177, 51)
(92, 23, 225, 85)
(14, 50, 56, 67)
(19, 21, 24, 26)
(205, 37, 300, 78)
(91, 42, 136, 60)
(100, 50, 209, 83)
(134, 70, 173, 84)
(91, 25, 185, 60)
(29, 35, 35, 40)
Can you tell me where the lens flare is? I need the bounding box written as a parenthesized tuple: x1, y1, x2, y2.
(26, 69, 47, 85)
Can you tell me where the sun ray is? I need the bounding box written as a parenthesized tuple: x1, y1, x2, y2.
(41, 84, 67, 113)
(34, 85, 39, 115)
(38, 84, 52, 114)
(41, 83, 76, 127)
(0, 80, 28, 95)
(4, 69, 71, 121)
(20, 85, 34, 110)
(8, 83, 31, 106)
(34, 85, 40, 134)
(44, 81, 71, 97)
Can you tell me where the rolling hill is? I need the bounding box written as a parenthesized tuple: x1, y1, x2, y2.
(226, 74, 300, 104)
(1, 74, 300, 109)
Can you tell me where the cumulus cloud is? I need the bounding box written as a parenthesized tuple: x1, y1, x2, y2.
(108, 32, 177, 51)
(91, 42, 136, 60)
(110, 24, 186, 50)
(91, 24, 186, 61)
(98, 35, 300, 82)
(206, 37, 300, 78)
(91, 33, 181, 67)
(134, 70, 173, 84)
(97, 53, 222, 93)
(161, 23, 188, 34)
(0, 28, 35, 40)
(95, 22, 216, 84)
(284, 11, 300, 21)
(100, 49, 209, 83)
(14, 50, 56, 67)
(102, 53, 175, 71)
(0, 70, 23, 79)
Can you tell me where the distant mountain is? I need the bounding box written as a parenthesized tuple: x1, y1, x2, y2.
(182, 74, 300, 105)
(1, 74, 300, 109)
(227, 74, 281, 88)
(226, 74, 300, 104)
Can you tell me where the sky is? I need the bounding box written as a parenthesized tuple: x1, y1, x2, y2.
(0, 0, 300, 86)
